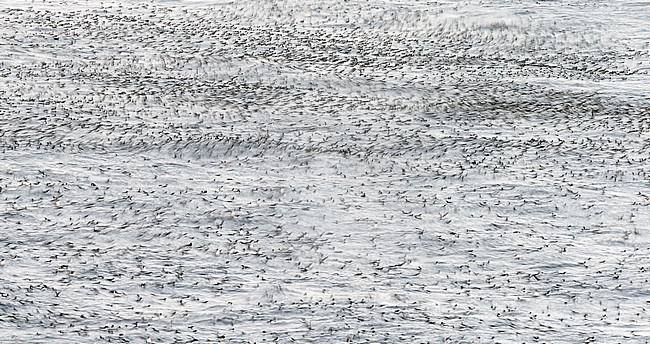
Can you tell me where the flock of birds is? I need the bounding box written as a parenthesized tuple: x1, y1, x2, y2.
(1, 0, 649, 343)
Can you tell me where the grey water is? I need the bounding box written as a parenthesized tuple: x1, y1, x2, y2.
(1, 0, 649, 342)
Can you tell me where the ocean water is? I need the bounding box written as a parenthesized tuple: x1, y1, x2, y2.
(1, 0, 649, 343)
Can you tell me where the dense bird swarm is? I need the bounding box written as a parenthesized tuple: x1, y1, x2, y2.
(1, 0, 649, 343)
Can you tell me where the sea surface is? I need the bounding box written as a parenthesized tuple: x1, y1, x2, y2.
(1, 0, 649, 343)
